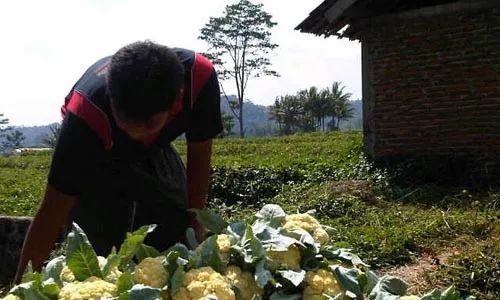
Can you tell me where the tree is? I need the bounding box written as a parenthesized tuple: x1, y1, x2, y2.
(199, 0, 279, 138)
(217, 112, 235, 138)
(334, 97, 355, 129)
(282, 95, 305, 135)
(39, 123, 61, 148)
(268, 98, 284, 134)
(1, 130, 25, 152)
(0, 113, 8, 126)
(301, 89, 316, 131)
(0, 113, 11, 136)
(270, 95, 304, 135)
(317, 89, 332, 131)
(325, 82, 353, 130)
(0, 113, 13, 153)
(301, 87, 333, 132)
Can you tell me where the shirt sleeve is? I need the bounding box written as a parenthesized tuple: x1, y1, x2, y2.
(185, 68, 223, 142)
(47, 112, 106, 196)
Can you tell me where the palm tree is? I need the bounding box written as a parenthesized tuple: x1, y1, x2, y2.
(270, 95, 304, 135)
(40, 124, 61, 148)
(335, 97, 355, 129)
(0, 113, 8, 126)
(296, 89, 315, 132)
(268, 98, 284, 135)
(316, 89, 331, 131)
(217, 112, 235, 138)
(281, 95, 305, 134)
(0, 113, 11, 137)
(301, 87, 319, 131)
(325, 82, 352, 130)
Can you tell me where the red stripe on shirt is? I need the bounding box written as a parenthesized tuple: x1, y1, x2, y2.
(191, 53, 214, 108)
(61, 105, 67, 119)
(66, 91, 113, 151)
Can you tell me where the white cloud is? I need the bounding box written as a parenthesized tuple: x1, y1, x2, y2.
(0, 0, 361, 126)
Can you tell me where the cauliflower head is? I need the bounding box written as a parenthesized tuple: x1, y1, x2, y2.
(401, 296, 420, 300)
(58, 276, 118, 300)
(196, 234, 232, 263)
(312, 228, 329, 244)
(133, 256, 168, 289)
(283, 214, 330, 244)
(1, 295, 20, 300)
(60, 265, 76, 282)
(171, 266, 235, 300)
(267, 245, 301, 270)
(60, 256, 121, 282)
(303, 269, 343, 300)
(225, 266, 263, 300)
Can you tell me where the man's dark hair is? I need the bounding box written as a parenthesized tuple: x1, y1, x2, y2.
(107, 40, 185, 122)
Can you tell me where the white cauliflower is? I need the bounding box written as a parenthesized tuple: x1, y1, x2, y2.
(60, 256, 121, 282)
(283, 213, 330, 244)
(196, 234, 233, 263)
(267, 245, 302, 270)
(171, 267, 235, 300)
(401, 296, 420, 300)
(1, 295, 20, 300)
(225, 266, 263, 300)
(312, 227, 329, 244)
(58, 276, 117, 300)
(303, 269, 343, 300)
(133, 256, 168, 288)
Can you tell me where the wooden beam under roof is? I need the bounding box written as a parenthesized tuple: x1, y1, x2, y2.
(324, 0, 361, 22)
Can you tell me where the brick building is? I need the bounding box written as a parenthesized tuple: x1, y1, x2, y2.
(297, 0, 500, 181)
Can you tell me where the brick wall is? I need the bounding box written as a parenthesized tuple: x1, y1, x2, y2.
(363, 7, 500, 175)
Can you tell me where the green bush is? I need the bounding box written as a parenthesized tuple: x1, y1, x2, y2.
(207, 152, 390, 208)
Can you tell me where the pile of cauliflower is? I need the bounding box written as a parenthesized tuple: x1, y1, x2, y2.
(2, 204, 465, 300)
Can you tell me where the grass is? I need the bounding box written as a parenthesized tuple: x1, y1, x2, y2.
(0, 151, 51, 216)
(0, 131, 362, 216)
(174, 131, 363, 167)
(431, 237, 500, 300)
(0, 130, 499, 298)
(0, 167, 47, 216)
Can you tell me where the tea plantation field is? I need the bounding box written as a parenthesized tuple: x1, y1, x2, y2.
(1, 131, 499, 299)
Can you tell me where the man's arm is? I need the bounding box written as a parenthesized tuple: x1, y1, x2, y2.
(184, 54, 222, 241)
(186, 139, 213, 241)
(15, 184, 76, 283)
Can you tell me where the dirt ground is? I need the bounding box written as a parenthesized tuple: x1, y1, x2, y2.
(380, 235, 477, 295)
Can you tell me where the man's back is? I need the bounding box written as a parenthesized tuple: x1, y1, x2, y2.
(15, 41, 221, 281)
(49, 46, 222, 254)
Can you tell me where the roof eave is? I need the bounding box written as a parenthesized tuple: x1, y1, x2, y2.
(295, 0, 362, 39)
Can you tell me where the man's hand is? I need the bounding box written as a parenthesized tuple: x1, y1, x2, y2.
(188, 213, 206, 243)
(186, 139, 213, 243)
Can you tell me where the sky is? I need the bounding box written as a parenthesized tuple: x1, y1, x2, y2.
(0, 0, 361, 126)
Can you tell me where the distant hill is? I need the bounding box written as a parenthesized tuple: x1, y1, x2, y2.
(220, 95, 277, 137)
(4, 98, 362, 146)
(7, 123, 59, 148)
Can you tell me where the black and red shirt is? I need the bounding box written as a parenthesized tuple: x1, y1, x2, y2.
(48, 48, 222, 196)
